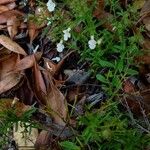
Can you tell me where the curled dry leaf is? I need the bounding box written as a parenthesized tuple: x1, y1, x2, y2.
(0, 53, 23, 94)
(33, 62, 47, 105)
(142, 38, 150, 50)
(0, 53, 18, 79)
(136, 55, 150, 64)
(44, 51, 75, 76)
(34, 130, 51, 150)
(28, 20, 40, 44)
(0, 5, 9, 14)
(123, 80, 135, 93)
(42, 70, 67, 125)
(33, 62, 67, 125)
(140, 0, 150, 15)
(140, 0, 150, 31)
(6, 2, 16, 10)
(14, 52, 42, 72)
(0, 2, 16, 14)
(0, 10, 23, 24)
(0, 35, 27, 55)
(0, 47, 11, 57)
(0, 73, 23, 94)
(7, 15, 21, 39)
(0, 0, 15, 5)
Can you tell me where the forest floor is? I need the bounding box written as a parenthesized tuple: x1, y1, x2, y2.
(0, 0, 150, 149)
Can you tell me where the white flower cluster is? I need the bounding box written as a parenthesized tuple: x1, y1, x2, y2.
(88, 35, 103, 50)
(63, 28, 71, 41)
(46, 0, 56, 12)
(56, 27, 71, 53)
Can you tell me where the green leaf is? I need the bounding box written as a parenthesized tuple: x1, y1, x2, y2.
(99, 60, 114, 68)
(96, 74, 108, 83)
(126, 69, 138, 76)
(112, 76, 122, 88)
(60, 141, 81, 150)
(116, 60, 124, 72)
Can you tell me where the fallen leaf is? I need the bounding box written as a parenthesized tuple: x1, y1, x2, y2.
(123, 80, 135, 93)
(136, 55, 150, 64)
(7, 15, 21, 38)
(0, 53, 23, 94)
(44, 51, 75, 76)
(6, 2, 16, 10)
(141, 0, 150, 15)
(0, 73, 23, 94)
(14, 52, 42, 72)
(0, 47, 11, 57)
(0, 10, 23, 24)
(0, 35, 27, 55)
(34, 130, 51, 150)
(0, 0, 15, 5)
(142, 38, 150, 50)
(33, 62, 47, 105)
(0, 2, 16, 14)
(33, 63, 67, 125)
(0, 53, 18, 79)
(46, 72, 67, 125)
(0, 5, 9, 14)
(28, 20, 40, 44)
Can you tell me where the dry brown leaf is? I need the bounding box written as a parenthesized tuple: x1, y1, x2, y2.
(0, 2, 16, 14)
(0, 10, 23, 24)
(0, 0, 15, 5)
(0, 47, 11, 57)
(141, 0, 150, 15)
(35, 130, 51, 150)
(28, 20, 39, 44)
(0, 53, 18, 79)
(0, 5, 9, 14)
(41, 70, 67, 125)
(142, 38, 150, 50)
(33, 63, 67, 125)
(7, 15, 20, 39)
(14, 52, 42, 72)
(33, 62, 47, 105)
(0, 73, 23, 94)
(143, 16, 150, 31)
(6, 2, 16, 10)
(136, 55, 150, 64)
(44, 58, 57, 76)
(123, 80, 135, 93)
(0, 53, 23, 94)
(44, 51, 75, 76)
(0, 35, 27, 55)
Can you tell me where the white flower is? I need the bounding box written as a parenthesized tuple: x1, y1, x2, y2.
(88, 35, 97, 49)
(56, 40, 64, 52)
(46, 0, 56, 12)
(63, 28, 71, 41)
(52, 57, 61, 62)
